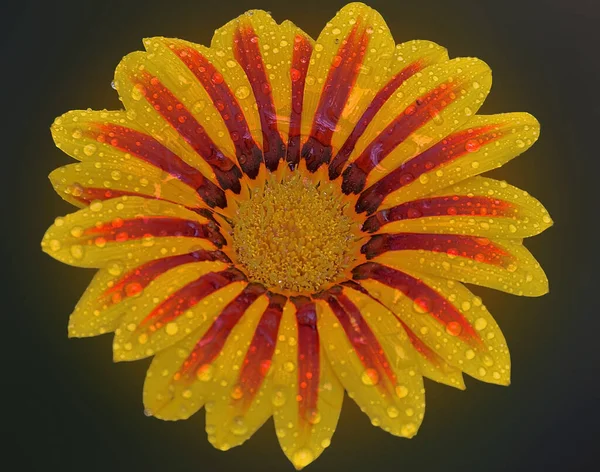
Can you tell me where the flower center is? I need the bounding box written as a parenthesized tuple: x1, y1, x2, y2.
(232, 175, 357, 293)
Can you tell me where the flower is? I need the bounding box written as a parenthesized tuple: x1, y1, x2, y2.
(42, 2, 552, 469)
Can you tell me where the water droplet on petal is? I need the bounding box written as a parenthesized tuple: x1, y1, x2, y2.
(361, 368, 379, 386)
(395, 385, 408, 398)
(235, 86, 250, 99)
(292, 448, 314, 469)
(83, 144, 97, 156)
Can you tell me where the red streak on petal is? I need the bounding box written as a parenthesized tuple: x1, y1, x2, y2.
(83, 217, 226, 247)
(168, 43, 264, 179)
(71, 187, 141, 205)
(302, 22, 370, 172)
(286, 34, 313, 168)
(234, 25, 285, 171)
(141, 268, 247, 328)
(236, 293, 286, 410)
(318, 287, 396, 394)
(400, 320, 444, 368)
(343, 82, 465, 195)
(135, 71, 242, 193)
(177, 283, 266, 380)
(85, 124, 226, 208)
(291, 296, 320, 425)
(361, 233, 513, 267)
(102, 250, 231, 306)
(352, 262, 482, 347)
(362, 195, 517, 232)
(356, 124, 502, 213)
(329, 60, 425, 179)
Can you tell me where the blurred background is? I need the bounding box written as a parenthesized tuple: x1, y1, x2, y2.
(4, 0, 598, 470)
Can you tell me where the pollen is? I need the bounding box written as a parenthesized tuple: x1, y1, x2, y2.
(232, 175, 357, 293)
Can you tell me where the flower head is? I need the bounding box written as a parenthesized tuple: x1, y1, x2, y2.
(42, 2, 551, 469)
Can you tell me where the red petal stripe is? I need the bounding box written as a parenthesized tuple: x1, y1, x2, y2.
(362, 195, 518, 232)
(286, 34, 313, 168)
(329, 60, 425, 179)
(102, 250, 231, 306)
(318, 287, 396, 394)
(355, 124, 502, 213)
(400, 320, 445, 368)
(361, 232, 513, 267)
(168, 43, 264, 179)
(177, 283, 266, 380)
(83, 217, 226, 247)
(302, 22, 370, 172)
(71, 187, 142, 205)
(352, 262, 482, 346)
(85, 124, 226, 208)
(342, 82, 465, 195)
(291, 296, 321, 424)
(340, 280, 455, 369)
(236, 292, 286, 410)
(135, 71, 242, 193)
(234, 25, 285, 171)
(141, 268, 247, 327)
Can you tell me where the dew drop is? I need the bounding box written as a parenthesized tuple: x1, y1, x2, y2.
(230, 416, 248, 436)
(165, 322, 179, 335)
(292, 448, 314, 469)
(70, 245, 84, 259)
(235, 86, 250, 99)
(412, 297, 431, 314)
(361, 368, 379, 386)
(445, 321, 462, 336)
(230, 385, 244, 400)
(272, 389, 286, 407)
(465, 139, 481, 153)
(131, 83, 145, 101)
(474, 318, 488, 331)
(196, 364, 213, 381)
(90, 201, 103, 212)
(401, 422, 416, 437)
(83, 144, 97, 156)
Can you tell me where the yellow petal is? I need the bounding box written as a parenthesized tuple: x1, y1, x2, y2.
(401, 321, 465, 389)
(329, 39, 449, 178)
(143, 284, 266, 420)
(363, 176, 552, 240)
(365, 232, 548, 296)
(365, 112, 540, 210)
(68, 249, 231, 338)
(316, 285, 425, 438)
(204, 293, 276, 450)
(341, 57, 492, 194)
(300, 2, 395, 172)
(49, 159, 205, 210)
(114, 51, 243, 194)
(272, 299, 343, 470)
(113, 262, 245, 361)
(41, 196, 221, 268)
(50, 109, 226, 209)
(354, 263, 511, 385)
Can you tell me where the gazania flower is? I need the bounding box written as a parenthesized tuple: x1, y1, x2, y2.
(42, 2, 551, 469)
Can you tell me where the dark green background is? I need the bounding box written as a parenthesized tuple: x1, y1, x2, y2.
(5, 0, 598, 470)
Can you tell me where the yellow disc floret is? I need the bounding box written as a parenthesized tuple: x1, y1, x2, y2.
(232, 174, 357, 293)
